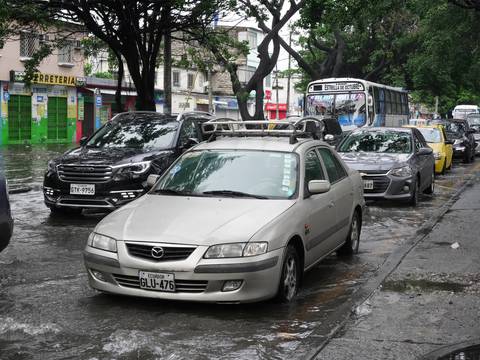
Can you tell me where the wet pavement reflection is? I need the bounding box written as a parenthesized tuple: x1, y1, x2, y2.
(0, 145, 478, 359)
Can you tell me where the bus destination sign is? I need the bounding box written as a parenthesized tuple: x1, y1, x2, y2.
(313, 82, 364, 92)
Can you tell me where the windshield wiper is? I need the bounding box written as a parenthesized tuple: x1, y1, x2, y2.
(202, 190, 268, 199)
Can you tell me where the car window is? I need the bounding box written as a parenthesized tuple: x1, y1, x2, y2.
(317, 148, 347, 183)
(305, 150, 325, 185)
(417, 128, 441, 143)
(178, 119, 198, 146)
(413, 133, 422, 151)
(338, 130, 412, 154)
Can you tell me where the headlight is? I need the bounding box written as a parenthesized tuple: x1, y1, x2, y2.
(433, 152, 441, 160)
(204, 242, 268, 258)
(453, 139, 462, 145)
(114, 161, 151, 174)
(47, 160, 56, 173)
(390, 165, 412, 177)
(87, 232, 117, 252)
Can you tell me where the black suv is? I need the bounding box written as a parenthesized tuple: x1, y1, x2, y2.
(43, 111, 213, 214)
(466, 113, 480, 155)
(445, 119, 476, 163)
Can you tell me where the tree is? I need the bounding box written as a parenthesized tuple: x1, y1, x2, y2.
(192, 0, 306, 120)
(6, 0, 222, 111)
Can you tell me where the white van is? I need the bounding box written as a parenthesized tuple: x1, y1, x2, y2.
(452, 105, 479, 120)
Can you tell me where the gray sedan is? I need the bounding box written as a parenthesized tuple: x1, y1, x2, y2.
(337, 127, 435, 206)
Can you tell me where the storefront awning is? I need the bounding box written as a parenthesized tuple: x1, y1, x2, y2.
(86, 88, 137, 96)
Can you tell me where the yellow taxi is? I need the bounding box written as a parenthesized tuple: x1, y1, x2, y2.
(404, 124, 453, 174)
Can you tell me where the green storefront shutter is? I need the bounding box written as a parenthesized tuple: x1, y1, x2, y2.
(47, 97, 68, 140)
(8, 95, 32, 142)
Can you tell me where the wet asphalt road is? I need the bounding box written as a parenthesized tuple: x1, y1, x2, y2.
(0, 145, 478, 360)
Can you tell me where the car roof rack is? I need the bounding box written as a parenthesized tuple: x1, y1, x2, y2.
(201, 116, 328, 144)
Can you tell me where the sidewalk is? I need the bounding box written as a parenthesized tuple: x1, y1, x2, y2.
(316, 173, 480, 360)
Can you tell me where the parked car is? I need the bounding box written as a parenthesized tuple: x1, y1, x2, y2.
(337, 127, 435, 206)
(444, 119, 476, 163)
(44, 111, 213, 214)
(404, 124, 453, 174)
(0, 174, 13, 253)
(466, 113, 480, 155)
(83, 119, 365, 303)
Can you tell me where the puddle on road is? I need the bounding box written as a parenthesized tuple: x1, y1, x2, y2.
(382, 279, 467, 293)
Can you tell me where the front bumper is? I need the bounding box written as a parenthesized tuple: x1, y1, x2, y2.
(83, 243, 284, 303)
(43, 170, 147, 209)
(361, 173, 413, 201)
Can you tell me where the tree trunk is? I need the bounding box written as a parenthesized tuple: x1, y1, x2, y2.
(114, 52, 124, 113)
(163, 31, 172, 115)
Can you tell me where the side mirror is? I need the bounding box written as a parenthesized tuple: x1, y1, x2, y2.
(308, 180, 331, 194)
(368, 95, 374, 107)
(146, 174, 160, 189)
(417, 147, 433, 156)
(79, 136, 88, 146)
(183, 138, 199, 150)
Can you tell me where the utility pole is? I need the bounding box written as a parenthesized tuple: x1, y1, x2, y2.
(286, 31, 292, 116)
(275, 64, 279, 120)
(208, 65, 213, 114)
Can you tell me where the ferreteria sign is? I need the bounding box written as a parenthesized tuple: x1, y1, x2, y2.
(9, 70, 85, 87)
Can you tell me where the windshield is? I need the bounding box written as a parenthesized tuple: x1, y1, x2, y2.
(86, 114, 178, 150)
(417, 128, 442, 143)
(466, 115, 480, 127)
(154, 150, 298, 199)
(306, 93, 366, 127)
(339, 130, 412, 153)
(445, 122, 465, 136)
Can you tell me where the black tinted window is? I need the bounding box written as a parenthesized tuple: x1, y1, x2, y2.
(318, 148, 347, 183)
(305, 150, 325, 184)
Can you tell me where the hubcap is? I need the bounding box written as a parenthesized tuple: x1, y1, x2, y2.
(351, 215, 359, 252)
(283, 256, 297, 301)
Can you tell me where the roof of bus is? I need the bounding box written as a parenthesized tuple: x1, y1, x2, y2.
(453, 105, 479, 109)
(307, 77, 407, 93)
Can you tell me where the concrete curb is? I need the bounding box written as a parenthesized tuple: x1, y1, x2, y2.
(8, 187, 32, 194)
(305, 169, 480, 360)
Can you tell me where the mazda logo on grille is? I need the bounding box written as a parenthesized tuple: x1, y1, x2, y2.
(151, 246, 165, 259)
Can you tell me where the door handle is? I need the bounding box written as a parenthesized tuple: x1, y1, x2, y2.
(328, 201, 335, 208)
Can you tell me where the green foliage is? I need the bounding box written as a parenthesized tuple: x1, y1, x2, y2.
(93, 71, 114, 79)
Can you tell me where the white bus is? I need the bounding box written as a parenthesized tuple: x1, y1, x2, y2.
(452, 105, 479, 120)
(304, 78, 409, 129)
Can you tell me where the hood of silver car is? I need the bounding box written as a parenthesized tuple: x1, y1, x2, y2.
(339, 152, 411, 171)
(95, 195, 296, 246)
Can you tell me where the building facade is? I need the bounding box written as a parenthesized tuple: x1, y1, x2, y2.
(0, 28, 86, 145)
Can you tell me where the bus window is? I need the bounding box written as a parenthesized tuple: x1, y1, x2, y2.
(385, 90, 392, 114)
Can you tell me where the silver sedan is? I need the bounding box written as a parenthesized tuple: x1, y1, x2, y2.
(83, 135, 365, 303)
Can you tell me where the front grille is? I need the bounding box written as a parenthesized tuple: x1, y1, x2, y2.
(112, 273, 208, 293)
(363, 175, 390, 193)
(57, 197, 114, 208)
(360, 169, 390, 175)
(58, 164, 112, 183)
(126, 243, 196, 262)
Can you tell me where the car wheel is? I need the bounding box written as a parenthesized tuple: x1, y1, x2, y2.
(424, 170, 435, 194)
(276, 244, 300, 303)
(48, 206, 82, 216)
(441, 160, 446, 175)
(337, 210, 361, 256)
(408, 178, 419, 206)
(464, 150, 471, 164)
(471, 149, 475, 162)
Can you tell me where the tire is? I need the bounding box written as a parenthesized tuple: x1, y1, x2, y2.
(48, 206, 82, 215)
(337, 210, 361, 256)
(447, 158, 452, 171)
(471, 148, 475, 162)
(464, 150, 471, 164)
(424, 170, 435, 194)
(276, 244, 301, 303)
(441, 159, 446, 175)
(408, 178, 419, 206)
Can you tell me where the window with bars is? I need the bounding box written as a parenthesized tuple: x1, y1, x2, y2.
(20, 32, 40, 58)
(187, 73, 195, 89)
(173, 71, 180, 87)
(58, 42, 73, 64)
